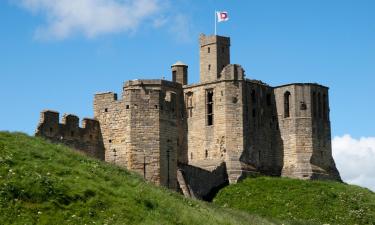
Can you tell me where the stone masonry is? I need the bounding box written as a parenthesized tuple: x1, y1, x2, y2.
(36, 33, 341, 199)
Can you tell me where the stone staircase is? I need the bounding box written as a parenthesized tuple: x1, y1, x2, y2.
(177, 169, 195, 198)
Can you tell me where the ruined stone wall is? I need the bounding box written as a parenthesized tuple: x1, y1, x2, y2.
(274, 84, 340, 180)
(242, 80, 283, 177)
(183, 80, 228, 171)
(35, 110, 104, 159)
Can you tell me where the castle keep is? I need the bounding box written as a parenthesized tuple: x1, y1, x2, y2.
(36, 34, 341, 199)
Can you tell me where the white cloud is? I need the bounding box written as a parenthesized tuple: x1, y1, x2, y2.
(16, 0, 163, 40)
(332, 135, 375, 192)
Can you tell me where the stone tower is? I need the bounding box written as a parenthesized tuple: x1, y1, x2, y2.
(199, 34, 230, 82)
(274, 84, 340, 180)
(171, 61, 188, 85)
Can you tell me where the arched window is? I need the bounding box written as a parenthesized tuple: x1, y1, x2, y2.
(284, 91, 291, 118)
(205, 150, 208, 159)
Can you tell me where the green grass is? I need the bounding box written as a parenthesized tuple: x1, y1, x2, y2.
(214, 176, 375, 225)
(0, 132, 275, 225)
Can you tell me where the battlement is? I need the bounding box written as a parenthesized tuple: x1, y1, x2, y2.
(199, 34, 230, 47)
(35, 110, 104, 160)
(124, 79, 182, 89)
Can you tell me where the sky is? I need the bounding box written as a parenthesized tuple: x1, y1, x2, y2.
(0, 0, 374, 191)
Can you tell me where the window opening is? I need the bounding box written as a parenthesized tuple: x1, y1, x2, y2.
(284, 91, 291, 118)
(206, 90, 214, 126)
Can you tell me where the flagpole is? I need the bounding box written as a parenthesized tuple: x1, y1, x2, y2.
(214, 10, 217, 35)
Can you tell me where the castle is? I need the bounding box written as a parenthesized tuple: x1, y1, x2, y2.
(36, 34, 341, 200)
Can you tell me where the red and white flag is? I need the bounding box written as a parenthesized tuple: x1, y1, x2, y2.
(216, 11, 229, 22)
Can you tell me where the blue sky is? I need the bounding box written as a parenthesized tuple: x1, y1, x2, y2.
(0, 0, 375, 190)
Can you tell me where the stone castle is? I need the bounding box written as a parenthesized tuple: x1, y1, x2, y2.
(36, 34, 341, 199)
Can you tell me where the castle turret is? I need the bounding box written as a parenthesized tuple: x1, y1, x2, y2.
(171, 61, 188, 85)
(273, 83, 341, 181)
(199, 34, 230, 83)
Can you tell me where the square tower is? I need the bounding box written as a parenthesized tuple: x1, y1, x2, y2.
(199, 34, 230, 83)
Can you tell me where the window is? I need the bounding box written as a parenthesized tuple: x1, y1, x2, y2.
(126, 105, 129, 109)
(190, 152, 193, 160)
(206, 90, 214, 126)
(284, 91, 291, 118)
(208, 64, 211, 71)
(266, 94, 271, 106)
(205, 150, 208, 159)
(186, 92, 193, 118)
(104, 108, 108, 112)
(251, 90, 256, 104)
(208, 47, 210, 53)
(172, 70, 176, 82)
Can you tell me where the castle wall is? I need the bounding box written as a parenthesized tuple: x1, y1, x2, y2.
(35, 110, 104, 159)
(94, 92, 129, 167)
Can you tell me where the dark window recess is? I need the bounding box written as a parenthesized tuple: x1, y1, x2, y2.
(208, 64, 211, 71)
(300, 101, 307, 110)
(284, 91, 291, 118)
(109, 139, 112, 143)
(232, 97, 238, 103)
(104, 108, 108, 112)
(155, 105, 158, 109)
(206, 90, 214, 126)
(89, 135, 93, 140)
(49, 127, 53, 132)
(208, 47, 210, 53)
(266, 94, 272, 106)
(251, 90, 256, 104)
(205, 150, 208, 158)
(172, 70, 176, 82)
(190, 152, 193, 160)
(126, 105, 129, 109)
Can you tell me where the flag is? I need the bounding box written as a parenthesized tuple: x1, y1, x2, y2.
(216, 11, 229, 22)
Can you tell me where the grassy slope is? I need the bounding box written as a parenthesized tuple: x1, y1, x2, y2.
(0, 132, 273, 225)
(214, 176, 375, 225)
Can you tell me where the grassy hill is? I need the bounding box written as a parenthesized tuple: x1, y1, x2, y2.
(0, 132, 274, 225)
(1, 132, 374, 225)
(214, 176, 375, 225)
